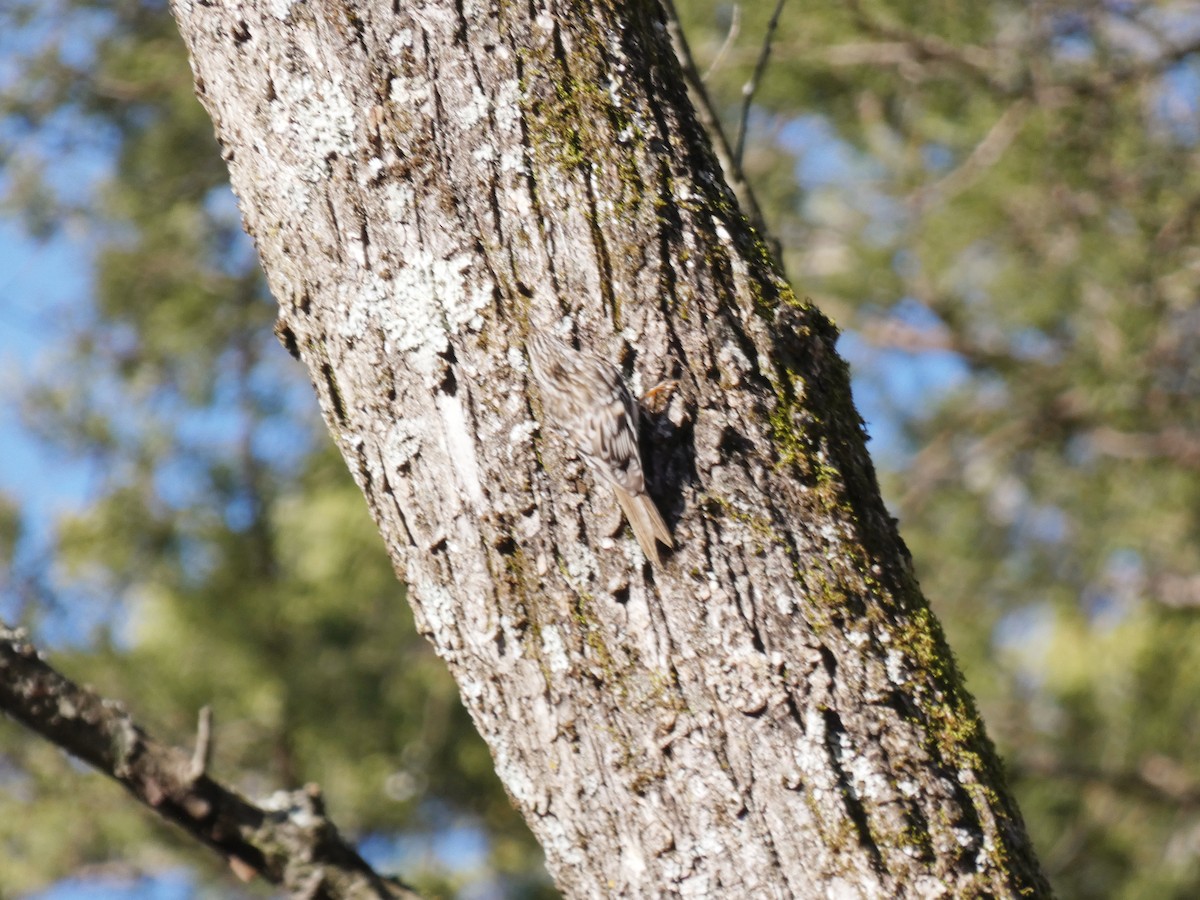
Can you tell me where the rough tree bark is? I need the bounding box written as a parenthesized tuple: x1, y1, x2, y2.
(171, 0, 1052, 896)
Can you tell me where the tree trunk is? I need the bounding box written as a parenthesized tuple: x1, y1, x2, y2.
(170, 1, 1051, 896)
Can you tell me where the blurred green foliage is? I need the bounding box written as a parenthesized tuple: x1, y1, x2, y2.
(676, 1, 1200, 897)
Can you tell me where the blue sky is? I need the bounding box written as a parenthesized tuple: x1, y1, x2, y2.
(0, 220, 100, 595)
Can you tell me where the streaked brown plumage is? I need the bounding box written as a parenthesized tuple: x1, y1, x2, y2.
(527, 331, 673, 565)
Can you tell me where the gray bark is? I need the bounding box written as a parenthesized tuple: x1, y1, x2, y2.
(170, 0, 1051, 896)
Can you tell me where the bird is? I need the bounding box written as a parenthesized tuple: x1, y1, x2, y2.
(526, 330, 674, 565)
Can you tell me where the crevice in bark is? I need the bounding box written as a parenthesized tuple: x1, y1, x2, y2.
(783, 690, 807, 736)
(583, 167, 617, 325)
(274, 318, 300, 359)
(324, 191, 343, 261)
(380, 473, 415, 547)
(359, 217, 371, 268)
(510, 53, 565, 310)
(548, 14, 617, 326)
(818, 645, 838, 681)
(654, 208, 681, 318)
(461, 29, 504, 241)
(716, 425, 752, 461)
(451, 0, 468, 45)
(823, 707, 885, 872)
(321, 363, 348, 426)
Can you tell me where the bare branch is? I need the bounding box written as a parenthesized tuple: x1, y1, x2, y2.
(1015, 751, 1200, 809)
(0, 621, 420, 900)
(189, 705, 213, 782)
(843, 0, 1008, 92)
(843, 0, 1200, 100)
(1087, 426, 1200, 469)
(734, 0, 787, 170)
(1091, 36, 1200, 90)
(659, 0, 775, 250)
(911, 100, 1031, 212)
(1154, 572, 1200, 610)
(702, 4, 741, 81)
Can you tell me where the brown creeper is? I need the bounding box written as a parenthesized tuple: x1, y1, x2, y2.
(527, 331, 674, 565)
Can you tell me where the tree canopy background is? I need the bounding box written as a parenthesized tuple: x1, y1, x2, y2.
(2, 1, 1199, 898)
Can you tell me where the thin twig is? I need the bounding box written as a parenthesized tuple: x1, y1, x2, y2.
(703, 4, 741, 81)
(734, 0, 787, 170)
(843, 0, 1005, 92)
(910, 99, 1030, 212)
(659, 0, 773, 249)
(1088, 426, 1200, 469)
(189, 705, 213, 782)
(844, 0, 1200, 100)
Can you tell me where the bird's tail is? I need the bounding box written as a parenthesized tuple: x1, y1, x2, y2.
(612, 484, 674, 566)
